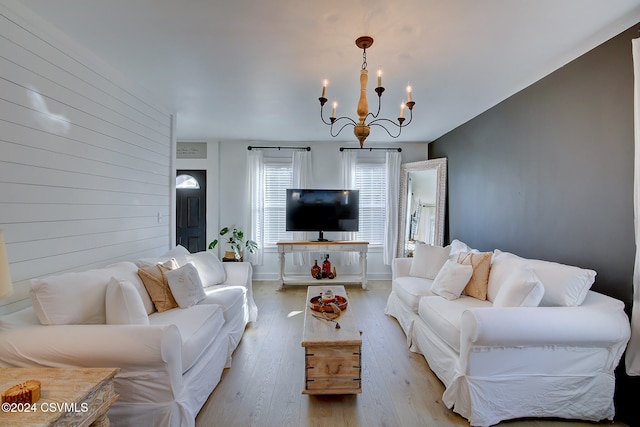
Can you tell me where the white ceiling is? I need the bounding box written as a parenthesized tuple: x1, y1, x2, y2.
(15, 0, 640, 145)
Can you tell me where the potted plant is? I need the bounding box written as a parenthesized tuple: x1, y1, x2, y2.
(209, 226, 258, 261)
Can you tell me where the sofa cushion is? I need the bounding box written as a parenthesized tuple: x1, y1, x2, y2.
(409, 243, 451, 279)
(458, 252, 492, 300)
(149, 304, 225, 372)
(392, 276, 435, 313)
(418, 295, 492, 353)
(164, 244, 190, 258)
(30, 261, 142, 325)
(431, 260, 473, 301)
(107, 261, 155, 315)
(165, 263, 207, 308)
(493, 267, 545, 307)
(134, 245, 190, 268)
(183, 251, 226, 287)
(488, 250, 595, 306)
(105, 277, 149, 325)
(201, 285, 246, 322)
(138, 262, 179, 313)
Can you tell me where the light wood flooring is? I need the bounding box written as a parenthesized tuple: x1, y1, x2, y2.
(196, 281, 627, 427)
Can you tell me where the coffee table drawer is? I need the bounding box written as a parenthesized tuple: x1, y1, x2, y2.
(304, 345, 361, 394)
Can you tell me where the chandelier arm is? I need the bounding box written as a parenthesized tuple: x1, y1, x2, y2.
(320, 104, 358, 127)
(369, 91, 383, 119)
(401, 107, 414, 127)
(368, 106, 414, 127)
(331, 116, 358, 126)
(331, 121, 356, 138)
(320, 105, 334, 125)
(368, 121, 403, 139)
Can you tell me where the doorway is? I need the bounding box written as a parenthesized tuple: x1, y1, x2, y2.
(176, 170, 206, 253)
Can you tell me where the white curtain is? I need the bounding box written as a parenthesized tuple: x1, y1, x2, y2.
(626, 37, 640, 375)
(384, 151, 401, 264)
(292, 150, 313, 265)
(340, 150, 358, 265)
(246, 149, 264, 265)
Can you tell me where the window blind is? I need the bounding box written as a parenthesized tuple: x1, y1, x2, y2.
(355, 163, 387, 244)
(263, 163, 293, 245)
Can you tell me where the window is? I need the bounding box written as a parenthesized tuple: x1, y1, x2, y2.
(262, 161, 292, 246)
(355, 162, 386, 245)
(176, 174, 200, 189)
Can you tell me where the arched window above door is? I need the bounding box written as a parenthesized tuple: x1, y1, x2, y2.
(176, 174, 201, 189)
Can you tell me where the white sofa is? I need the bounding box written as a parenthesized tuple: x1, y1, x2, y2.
(385, 240, 631, 427)
(0, 246, 257, 427)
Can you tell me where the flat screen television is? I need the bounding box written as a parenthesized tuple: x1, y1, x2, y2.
(286, 189, 359, 241)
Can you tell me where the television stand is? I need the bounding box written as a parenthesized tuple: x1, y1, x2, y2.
(315, 231, 330, 242)
(276, 241, 369, 290)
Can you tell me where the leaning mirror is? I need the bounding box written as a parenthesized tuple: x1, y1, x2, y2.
(396, 159, 447, 257)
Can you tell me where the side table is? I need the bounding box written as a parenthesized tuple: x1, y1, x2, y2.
(0, 367, 119, 427)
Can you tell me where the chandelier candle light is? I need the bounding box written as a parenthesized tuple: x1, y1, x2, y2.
(319, 36, 415, 148)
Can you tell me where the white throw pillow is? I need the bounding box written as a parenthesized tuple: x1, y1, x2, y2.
(486, 250, 518, 302)
(431, 260, 474, 300)
(165, 263, 207, 308)
(409, 243, 451, 279)
(448, 239, 478, 260)
(489, 250, 595, 307)
(492, 267, 545, 307)
(105, 277, 149, 325)
(184, 251, 226, 287)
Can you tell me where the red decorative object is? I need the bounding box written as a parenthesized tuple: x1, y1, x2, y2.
(322, 254, 331, 278)
(309, 295, 348, 313)
(311, 260, 321, 279)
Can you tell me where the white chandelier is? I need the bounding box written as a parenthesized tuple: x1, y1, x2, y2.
(319, 36, 415, 148)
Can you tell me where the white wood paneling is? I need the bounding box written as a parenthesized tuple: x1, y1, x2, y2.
(0, 3, 174, 313)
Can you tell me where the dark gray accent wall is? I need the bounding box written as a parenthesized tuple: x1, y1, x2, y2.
(429, 24, 639, 423)
(430, 24, 637, 307)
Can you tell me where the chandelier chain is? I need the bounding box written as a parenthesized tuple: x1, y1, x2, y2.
(361, 48, 367, 70)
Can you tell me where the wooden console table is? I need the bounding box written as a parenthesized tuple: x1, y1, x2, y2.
(0, 367, 118, 427)
(276, 241, 368, 290)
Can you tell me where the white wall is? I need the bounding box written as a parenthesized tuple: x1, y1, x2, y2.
(177, 139, 429, 280)
(0, 3, 174, 313)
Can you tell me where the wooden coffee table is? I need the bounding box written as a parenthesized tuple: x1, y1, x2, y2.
(302, 285, 362, 395)
(0, 367, 118, 427)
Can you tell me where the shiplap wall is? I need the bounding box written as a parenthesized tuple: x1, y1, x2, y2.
(0, 3, 174, 314)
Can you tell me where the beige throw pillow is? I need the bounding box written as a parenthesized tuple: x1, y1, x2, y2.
(137, 262, 178, 312)
(458, 251, 492, 300)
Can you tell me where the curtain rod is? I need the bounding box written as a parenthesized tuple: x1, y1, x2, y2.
(247, 146, 310, 151)
(339, 147, 402, 152)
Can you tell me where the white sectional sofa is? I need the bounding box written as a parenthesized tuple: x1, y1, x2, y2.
(385, 240, 631, 427)
(0, 246, 257, 427)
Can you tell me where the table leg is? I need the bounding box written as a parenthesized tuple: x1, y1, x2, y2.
(278, 251, 285, 290)
(360, 249, 368, 290)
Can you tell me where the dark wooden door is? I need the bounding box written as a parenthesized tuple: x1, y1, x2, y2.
(176, 170, 206, 253)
